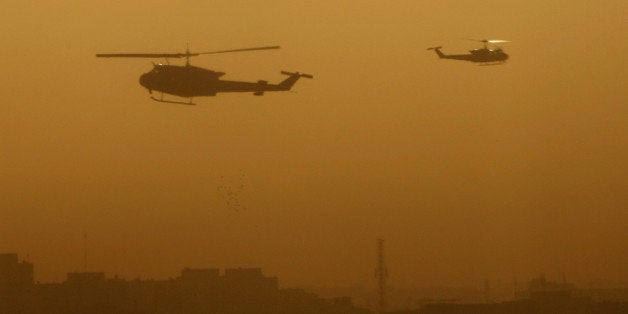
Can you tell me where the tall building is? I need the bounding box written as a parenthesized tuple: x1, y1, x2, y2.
(0, 253, 34, 312)
(0, 253, 34, 287)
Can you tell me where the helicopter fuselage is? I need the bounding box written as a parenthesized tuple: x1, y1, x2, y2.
(139, 64, 302, 97)
(428, 47, 509, 63)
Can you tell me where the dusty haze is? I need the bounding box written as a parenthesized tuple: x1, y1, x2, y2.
(1, 0, 627, 294)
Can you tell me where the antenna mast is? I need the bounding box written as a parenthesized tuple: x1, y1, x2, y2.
(83, 232, 87, 271)
(375, 239, 388, 314)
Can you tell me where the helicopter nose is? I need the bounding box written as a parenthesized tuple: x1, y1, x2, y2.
(139, 73, 150, 88)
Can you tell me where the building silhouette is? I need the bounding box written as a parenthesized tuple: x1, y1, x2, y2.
(395, 277, 628, 314)
(3, 253, 628, 313)
(0, 253, 34, 313)
(0, 253, 370, 314)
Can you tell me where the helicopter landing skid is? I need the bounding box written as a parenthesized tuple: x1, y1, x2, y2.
(478, 61, 506, 66)
(150, 95, 195, 105)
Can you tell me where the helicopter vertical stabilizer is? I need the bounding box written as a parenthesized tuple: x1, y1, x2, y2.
(278, 71, 314, 90)
(427, 47, 445, 58)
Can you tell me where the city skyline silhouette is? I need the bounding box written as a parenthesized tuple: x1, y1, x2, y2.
(2, 252, 627, 313)
(2, 1, 627, 313)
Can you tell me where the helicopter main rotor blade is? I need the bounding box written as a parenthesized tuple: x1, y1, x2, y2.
(96, 45, 279, 59)
(197, 45, 280, 55)
(464, 38, 509, 43)
(96, 53, 188, 58)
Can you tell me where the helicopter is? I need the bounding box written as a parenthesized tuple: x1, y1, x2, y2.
(427, 39, 509, 65)
(96, 46, 313, 105)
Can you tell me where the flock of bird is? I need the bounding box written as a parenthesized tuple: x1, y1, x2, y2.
(215, 172, 247, 212)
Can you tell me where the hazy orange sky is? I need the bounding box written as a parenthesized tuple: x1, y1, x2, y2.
(1, 1, 627, 292)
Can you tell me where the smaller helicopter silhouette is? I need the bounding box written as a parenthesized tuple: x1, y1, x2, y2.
(428, 39, 509, 65)
(96, 46, 313, 105)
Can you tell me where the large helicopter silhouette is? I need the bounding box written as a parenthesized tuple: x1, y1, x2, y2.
(428, 39, 509, 65)
(96, 46, 312, 105)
